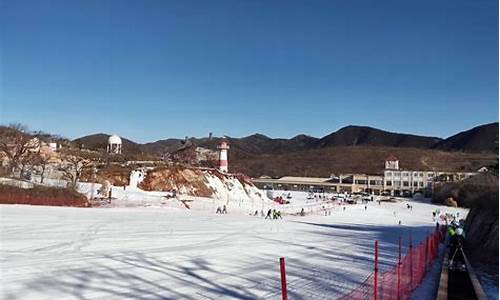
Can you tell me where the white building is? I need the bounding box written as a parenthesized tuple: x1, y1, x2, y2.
(382, 155, 477, 196)
(107, 135, 122, 154)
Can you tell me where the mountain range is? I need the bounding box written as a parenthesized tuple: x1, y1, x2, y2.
(74, 122, 498, 154)
(73, 122, 498, 177)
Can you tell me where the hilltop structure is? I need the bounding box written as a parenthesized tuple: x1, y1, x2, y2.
(107, 135, 122, 154)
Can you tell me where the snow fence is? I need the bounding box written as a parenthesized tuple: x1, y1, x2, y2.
(279, 225, 447, 300)
(338, 225, 447, 300)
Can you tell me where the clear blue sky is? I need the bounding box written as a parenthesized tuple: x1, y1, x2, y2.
(1, 0, 498, 143)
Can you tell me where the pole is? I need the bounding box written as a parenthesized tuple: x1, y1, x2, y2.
(374, 240, 379, 300)
(424, 236, 429, 274)
(409, 233, 413, 289)
(280, 257, 288, 300)
(397, 235, 401, 300)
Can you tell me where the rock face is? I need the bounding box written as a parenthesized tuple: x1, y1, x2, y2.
(464, 207, 499, 266)
(138, 166, 268, 204)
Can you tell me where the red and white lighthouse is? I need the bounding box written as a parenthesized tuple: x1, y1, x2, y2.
(217, 139, 230, 173)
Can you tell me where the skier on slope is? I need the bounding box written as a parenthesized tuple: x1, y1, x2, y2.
(265, 209, 272, 219)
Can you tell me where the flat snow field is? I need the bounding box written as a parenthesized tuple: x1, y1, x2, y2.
(1, 198, 466, 300)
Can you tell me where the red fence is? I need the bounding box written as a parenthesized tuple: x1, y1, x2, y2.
(339, 225, 447, 300)
(280, 225, 447, 300)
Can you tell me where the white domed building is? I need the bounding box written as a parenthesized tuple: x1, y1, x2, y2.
(107, 134, 122, 154)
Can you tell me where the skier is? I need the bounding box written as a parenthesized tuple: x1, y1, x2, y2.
(216, 206, 222, 214)
(300, 208, 305, 216)
(265, 209, 272, 219)
(222, 205, 227, 214)
(364, 205, 367, 211)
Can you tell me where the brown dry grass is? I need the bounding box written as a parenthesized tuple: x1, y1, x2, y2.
(0, 184, 89, 207)
(229, 146, 497, 177)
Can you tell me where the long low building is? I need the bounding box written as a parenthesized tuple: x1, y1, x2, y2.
(252, 174, 385, 194)
(252, 155, 484, 196)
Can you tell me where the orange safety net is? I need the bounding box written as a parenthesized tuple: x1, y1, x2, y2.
(338, 225, 447, 300)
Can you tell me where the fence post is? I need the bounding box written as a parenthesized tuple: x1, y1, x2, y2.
(424, 235, 429, 273)
(374, 240, 379, 300)
(397, 235, 402, 300)
(280, 257, 288, 300)
(409, 233, 413, 289)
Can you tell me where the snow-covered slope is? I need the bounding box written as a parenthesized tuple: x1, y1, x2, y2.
(1, 197, 467, 300)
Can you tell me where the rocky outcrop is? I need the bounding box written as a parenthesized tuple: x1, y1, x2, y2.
(461, 173, 499, 266)
(138, 166, 268, 204)
(139, 166, 214, 197)
(464, 207, 499, 266)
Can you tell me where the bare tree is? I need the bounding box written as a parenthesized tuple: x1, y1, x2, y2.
(0, 124, 39, 177)
(33, 151, 52, 183)
(59, 150, 93, 189)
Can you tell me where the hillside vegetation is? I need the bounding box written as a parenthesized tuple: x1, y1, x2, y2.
(73, 123, 498, 177)
(432, 172, 499, 266)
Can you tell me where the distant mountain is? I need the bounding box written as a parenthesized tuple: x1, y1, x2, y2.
(72, 133, 142, 154)
(72, 123, 498, 155)
(141, 138, 184, 154)
(69, 123, 498, 176)
(433, 123, 499, 153)
(316, 125, 442, 149)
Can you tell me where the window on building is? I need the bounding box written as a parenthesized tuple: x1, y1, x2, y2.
(413, 182, 418, 187)
(419, 182, 424, 187)
(355, 180, 367, 185)
(394, 181, 401, 187)
(403, 181, 409, 187)
(385, 171, 392, 177)
(385, 181, 392, 186)
(419, 173, 423, 177)
(402, 172, 409, 177)
(427, 173, 434, 177)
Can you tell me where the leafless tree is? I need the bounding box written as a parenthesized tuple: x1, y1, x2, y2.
(0, 124, 39, 177)
(59, 150, 93, 189)
(34, 151, 52, 184)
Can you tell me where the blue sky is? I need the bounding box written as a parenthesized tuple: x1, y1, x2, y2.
(1, 0, 498, 143)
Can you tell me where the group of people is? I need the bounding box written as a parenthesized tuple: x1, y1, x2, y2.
(265, 209, 282, 219)
(216, 205, 228, 214)
(447, 218, 466, 270)
(251, 209, 283, 219)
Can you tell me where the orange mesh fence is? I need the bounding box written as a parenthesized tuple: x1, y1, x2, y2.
(336, 225, 447, 300)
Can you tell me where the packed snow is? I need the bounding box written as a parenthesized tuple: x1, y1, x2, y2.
(1, 189, 467, 299)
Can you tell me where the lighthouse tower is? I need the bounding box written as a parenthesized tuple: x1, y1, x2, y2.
(217, 139, 230, 173)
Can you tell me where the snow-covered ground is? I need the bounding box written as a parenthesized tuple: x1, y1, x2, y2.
(1, 192, 467, 299)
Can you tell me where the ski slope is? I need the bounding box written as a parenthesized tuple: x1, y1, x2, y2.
(1, 196, 466, 299)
